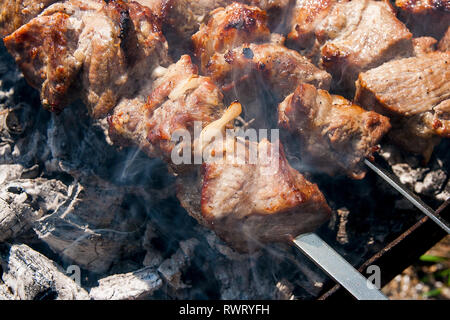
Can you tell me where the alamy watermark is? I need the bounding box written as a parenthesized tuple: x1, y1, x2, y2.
(366, 265, 381, 290)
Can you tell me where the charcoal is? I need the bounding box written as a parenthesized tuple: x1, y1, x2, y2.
(0, 243, 89, 300)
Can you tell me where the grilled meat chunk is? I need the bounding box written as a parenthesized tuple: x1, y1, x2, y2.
(412, 37, 438, 56)
(134, 0, 171, 19)
(0, 0, 59, 37)
(278, 83, 390, 179)
(177, 137, 331, 251)
(395, 0, 449, 39)
(205, 43, 332, 100)
(439, 27, 450, 52)
(287, 0, 413, 92)
(160, 0, 290, 41)
(192, 2, 271, 71)
(3, 0, 170, 117)
(108, 55, 225, 163)
(355, 52, 450, 160)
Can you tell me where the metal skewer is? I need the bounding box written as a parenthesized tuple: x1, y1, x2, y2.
(364, 159, 450, 234)
(293, 233, 388, 300)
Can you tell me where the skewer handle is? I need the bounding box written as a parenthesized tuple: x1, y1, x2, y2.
(293, 233, 388, 300)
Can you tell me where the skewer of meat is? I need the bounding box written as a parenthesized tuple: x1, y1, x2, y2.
(2, 0, 332, 251)
(192, 2, 391, 179)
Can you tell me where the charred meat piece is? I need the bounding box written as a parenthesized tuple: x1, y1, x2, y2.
(0, 0, 59, 38)
(395, 0, 449, 39)
(108, 55, 225, 164)
(355, 51, 450, 160)
(205, 43, 332, 100)
(278, 83, 390, 179)
(287, 0, 413, 92)
(163, 0, 233, 40)
(192, 2, 271, 71)
(134, 0, 171, 19)
(439, 27, 450, 52)
(177, 137, 331, 251)
(3, 0, 170, 117)
(160, 0, 290, 41)
(243, 0, 293, 32)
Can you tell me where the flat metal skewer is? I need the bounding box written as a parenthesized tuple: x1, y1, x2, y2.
(364, 159, 450, 234)
(293, 233, 388, 300)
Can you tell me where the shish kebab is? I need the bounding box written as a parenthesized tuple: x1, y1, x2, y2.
(192, 1, 450, 232)
(0, 0, 446, 296)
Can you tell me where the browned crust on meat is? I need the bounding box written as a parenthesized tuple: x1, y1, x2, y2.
(197, 139, 331, 251)
(395, 0, 450, 13)
(206, 43, 332, 99)
(4, 11, 79, 113)
(192, 2, 271, 71)
(0, 0, 59, 38)
(4, 0, 169, 117)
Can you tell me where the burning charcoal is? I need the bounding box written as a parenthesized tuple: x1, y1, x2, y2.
(391, 164, 429, 190)
(274, 279, 295, 300)
(142, 224, 164, 268)
(287, 0, 413, 92)
(0, 284, 14, 300)
(89, 267, 162, 300)
(143, 247, 164, 268)
(336, 208, 350, 245)
(0, 177, 71, 242)
(0, 243, 89, 300)
(436, 179, 450, 202)
(32, 177, 147, 273)
(157, 239, 199, 290)
(278, 83, 390, 179)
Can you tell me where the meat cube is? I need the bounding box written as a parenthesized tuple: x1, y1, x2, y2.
(243, 0, 292, 32)
(287, 0, 413, 92)
(395, 0, 449, 39)
(278, 83, 391, 179)
(3, 0, 170, 117)
(0, 0, 59, 37)
(355, 51, 450, 160)
(108, 55, 225, 163)
(176, 137, 331, 251)
(192, 2, 271, 71)
(163, 0, 233, 40)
